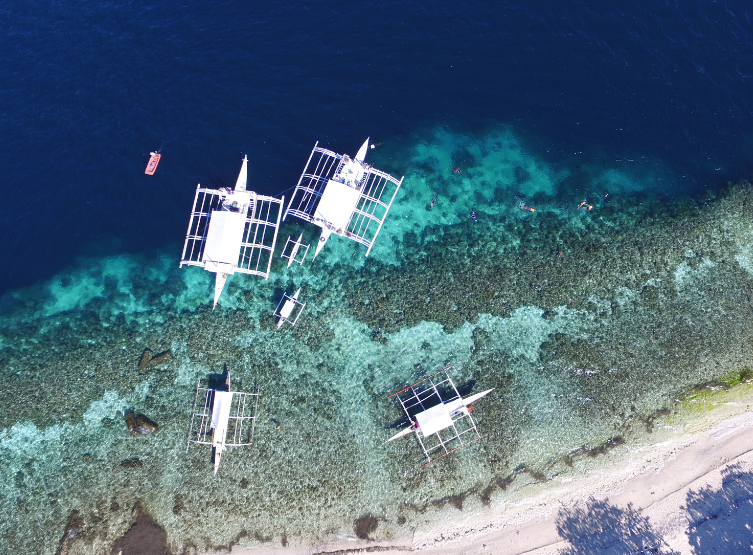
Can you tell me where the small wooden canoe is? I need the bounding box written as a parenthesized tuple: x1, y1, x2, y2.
(145, 152, 161, 175)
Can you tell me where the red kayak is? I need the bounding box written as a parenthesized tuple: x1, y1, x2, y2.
(145, 152, 161, 175)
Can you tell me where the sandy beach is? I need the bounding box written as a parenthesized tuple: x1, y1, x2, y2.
(239, 387, 753, 555)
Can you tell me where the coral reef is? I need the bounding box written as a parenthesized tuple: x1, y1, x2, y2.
(2, 127, 753, 554)
(55, 510, 83, 555)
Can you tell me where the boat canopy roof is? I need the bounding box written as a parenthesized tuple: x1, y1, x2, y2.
(314, 179, 361, 232)
(211, 391, 234, 437)
(415, 402, 453, 436)
(203, 210, 247, 271)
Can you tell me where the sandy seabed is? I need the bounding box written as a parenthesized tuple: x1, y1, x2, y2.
(238, 389, 753, 555)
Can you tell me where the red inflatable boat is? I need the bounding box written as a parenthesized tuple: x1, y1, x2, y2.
(145, 152, 161, 175)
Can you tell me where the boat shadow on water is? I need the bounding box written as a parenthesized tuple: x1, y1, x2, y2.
(203, 367, 232, 466)
(206, 366, 231, 392)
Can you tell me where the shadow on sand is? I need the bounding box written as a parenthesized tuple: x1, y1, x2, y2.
(685, 464, 753, 554)
(556, 498, 678, 554)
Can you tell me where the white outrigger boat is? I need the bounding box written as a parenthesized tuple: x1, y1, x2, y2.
(274, 288, 306, 329)
(283, 139, 403, 259)
(180, 156, 284, 308)
(186, 371, 259, 475)
(387, 367, 494, 466)
(280, 234, 310, 267)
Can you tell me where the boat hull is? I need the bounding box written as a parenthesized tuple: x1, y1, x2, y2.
(145, 153, 161, 175)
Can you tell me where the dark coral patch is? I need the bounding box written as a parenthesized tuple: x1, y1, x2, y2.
(354, 514, 378, 540)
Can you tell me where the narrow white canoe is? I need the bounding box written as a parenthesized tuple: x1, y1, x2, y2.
(277, 288, 301, 329)
(287, 234, 303, 268)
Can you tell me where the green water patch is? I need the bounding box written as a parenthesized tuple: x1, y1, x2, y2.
(675, 368, 753, 413)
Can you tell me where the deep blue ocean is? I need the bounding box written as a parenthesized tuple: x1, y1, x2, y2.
(1, 0, 752, 296)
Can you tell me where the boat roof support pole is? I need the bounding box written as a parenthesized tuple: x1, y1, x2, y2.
(249, 385, 260, 454)
(284, 143, 318, 221)
(180, 185, 203, 267)
(266, 196, 284, 279)
(365, 176, 403, 257)
(199, 390, 212, 440)
(447, 420, 465, 453)
(235, 394, 245, 445)
(415, 429, 431, 462)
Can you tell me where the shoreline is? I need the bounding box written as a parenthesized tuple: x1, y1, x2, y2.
(235, 386, 753, 555)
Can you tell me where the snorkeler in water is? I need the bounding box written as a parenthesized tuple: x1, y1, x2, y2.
(470, 210, 478, 222)
(518, 202, 535, 212)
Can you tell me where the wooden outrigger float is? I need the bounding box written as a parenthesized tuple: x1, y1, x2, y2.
(179, 156, 284, 308)
(274, 288, 306, 329)
(186, 371, 259, 475)
(387, 367, 494, 466)
(283, 139, 403, 260)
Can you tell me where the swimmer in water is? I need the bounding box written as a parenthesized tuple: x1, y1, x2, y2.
(518, 202, 535, 212)
(452, 167, 462, 174)
(470, 210, 478, 222)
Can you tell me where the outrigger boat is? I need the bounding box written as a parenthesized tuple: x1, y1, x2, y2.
(145, 151, 161, 175)
(284, 139, 403, 259)
(387, 367, 494, 466)
(274, 288, 306, 329)
(280, 234, 310, 267)
(179, 156, 284, 308)
(186, 370, 259, 475)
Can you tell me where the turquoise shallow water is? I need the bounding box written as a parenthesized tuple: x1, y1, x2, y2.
(3, 127, 753, 553)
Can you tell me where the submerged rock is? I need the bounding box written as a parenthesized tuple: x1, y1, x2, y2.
(111, 509, 168, 555)
(354, 514, 378, 540)
(137, 349, 153, 371)
(172, 494, 184, 515)
(148, 350, 172, 367)
(137, 348, 171, 370)
(124, 412, 158, 435)
(56, 510, 83, 555)
(117, 458, 142, 470)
